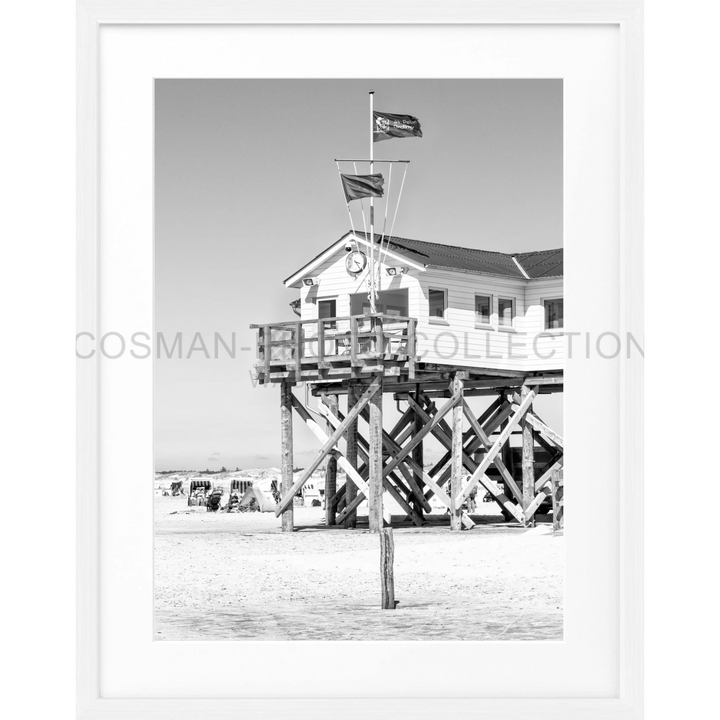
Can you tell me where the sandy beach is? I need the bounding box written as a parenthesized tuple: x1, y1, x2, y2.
(154, 495, 563, 641)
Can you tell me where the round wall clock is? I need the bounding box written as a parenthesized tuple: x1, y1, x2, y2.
(345, 250, 367, 274)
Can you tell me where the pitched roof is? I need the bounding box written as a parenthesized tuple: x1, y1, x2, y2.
(353, 231, 563, 279)
(513, 249, 564, 278)
(284, 230, 563, 286)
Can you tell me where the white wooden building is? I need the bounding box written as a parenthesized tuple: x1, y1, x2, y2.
(284, 230, 563, 374)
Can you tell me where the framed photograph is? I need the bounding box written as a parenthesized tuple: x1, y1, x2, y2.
(77, 1, 643, 718)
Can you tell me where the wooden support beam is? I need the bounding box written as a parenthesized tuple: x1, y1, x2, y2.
(275, 378, 380, 516)
(514, 407, 564, 448)
(356, 405, 433, 514)
(384, 475, 424, 527)
(368, 374, 384, 533)
(534, 456, 565, 492)
(450, 375, 464, 531)
(422, 398, 513, 503)
(329, 398, 464, 524)
(424, 396, 504, 481)
(551, 468, 564, 531)
(380, 528, 395, 609)
(524, 485, 552, 521)
(329, 483, 346, 510)
(419, 363, 527, 378)
(323, 393, 338, 527)
(521, 385, 536, 526)
(280, 381, 294, 532)
(412, 395, 520, 523)
(293, 399, 370, 498)
(380, 389, 463, 481)
(458, 386, 538, 504)
(412, 387, 425, 520)
(461, 399, 524, 504)
(344, 384, 359, 528)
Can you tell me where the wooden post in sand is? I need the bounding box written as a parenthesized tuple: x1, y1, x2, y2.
(521, 384, 536, 528)
(323, 393, 338, 526)
(368, 375, 384, 533)
(344, 384, 359, 529)
(450, 373, 464, 531)
(380, 527, 395, 609)
(280, 380, 294, 532)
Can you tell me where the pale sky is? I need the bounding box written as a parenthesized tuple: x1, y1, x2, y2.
(155, 79, 563, 471)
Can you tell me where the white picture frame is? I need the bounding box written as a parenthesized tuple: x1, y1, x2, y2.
(77, 1, 643, 718)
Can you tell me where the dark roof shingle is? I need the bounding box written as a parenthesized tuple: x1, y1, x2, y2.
(354, 231, 563, 279)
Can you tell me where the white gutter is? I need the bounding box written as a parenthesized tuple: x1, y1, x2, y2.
(511, 255, 531, 280)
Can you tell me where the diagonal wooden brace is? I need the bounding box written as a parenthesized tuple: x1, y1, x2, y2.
(275, 378, 380, 516)
(318, 406, 426, 526)
(458, 386, 539, 505)
(325, 403, 433, 519)
(534, 456, 565, 492)
(410, 395, 521, 522)
(510, 396, 564, 449)
(461, 399, 524, 503)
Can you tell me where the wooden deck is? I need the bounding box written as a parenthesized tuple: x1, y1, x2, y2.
(250, 314, 563, 395)
(251, 313, 417, 385)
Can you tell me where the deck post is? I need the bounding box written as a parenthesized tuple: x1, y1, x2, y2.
(344, 384, 359, 528)
(324, 393, 339, 526)
(280, 380, 294, 532)
(412, 386, 425, 521)
(450, 373, 464, 531)
(521, 384, 536, 527)
(368, 375, 384, 532)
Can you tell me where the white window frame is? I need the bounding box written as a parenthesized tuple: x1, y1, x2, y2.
(428, 287, 449, 324)
(474, 293, 494, 329)
(316, 296, 339, 332)
(497, 296, 516, 331)
(542, 296, 564, 330)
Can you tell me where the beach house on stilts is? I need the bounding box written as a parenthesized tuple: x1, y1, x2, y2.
(250, 93, 564, 533)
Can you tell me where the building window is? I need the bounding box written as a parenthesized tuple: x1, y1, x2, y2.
(498, 297, 515, 328)
(544, 298, 564, 329)
(350, 289, 408, 318)
(475, 294, 492, 326)
(318, 298, 337, 329)
(428, 288, 447, 322)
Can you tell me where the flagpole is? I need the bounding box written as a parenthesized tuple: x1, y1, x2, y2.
(369, 90, 376, 313)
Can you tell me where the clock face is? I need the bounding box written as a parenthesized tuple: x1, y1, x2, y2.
(345, 250, 367, 274)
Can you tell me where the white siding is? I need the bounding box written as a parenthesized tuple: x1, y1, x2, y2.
(299, 248, 563, 373)
(523, 277, 565, 370)
(301, 251, 420, 321)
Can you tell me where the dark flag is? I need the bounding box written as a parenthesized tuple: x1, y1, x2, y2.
(340, 173, 385, 203)
(373, 111, 423, 142)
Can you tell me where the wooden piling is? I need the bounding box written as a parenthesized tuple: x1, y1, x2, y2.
(521, 384, 535, 527)
(551, 467, 564, 531)
(380, 527, 395, 609)
(344, 384, 359, 528)
(450, 374, 464, 531)
(324, 393, 338, 526)
(368, 375, 384, 533)
(412, 387, 425, 521)
(280, 380, 294, 532)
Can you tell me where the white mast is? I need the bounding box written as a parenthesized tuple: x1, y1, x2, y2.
(369, 90, 377, 313)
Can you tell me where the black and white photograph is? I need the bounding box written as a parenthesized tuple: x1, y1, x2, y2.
(154, 79, 565, 641)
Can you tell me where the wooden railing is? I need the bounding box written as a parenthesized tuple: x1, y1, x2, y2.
(250, 314, 417, 380)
